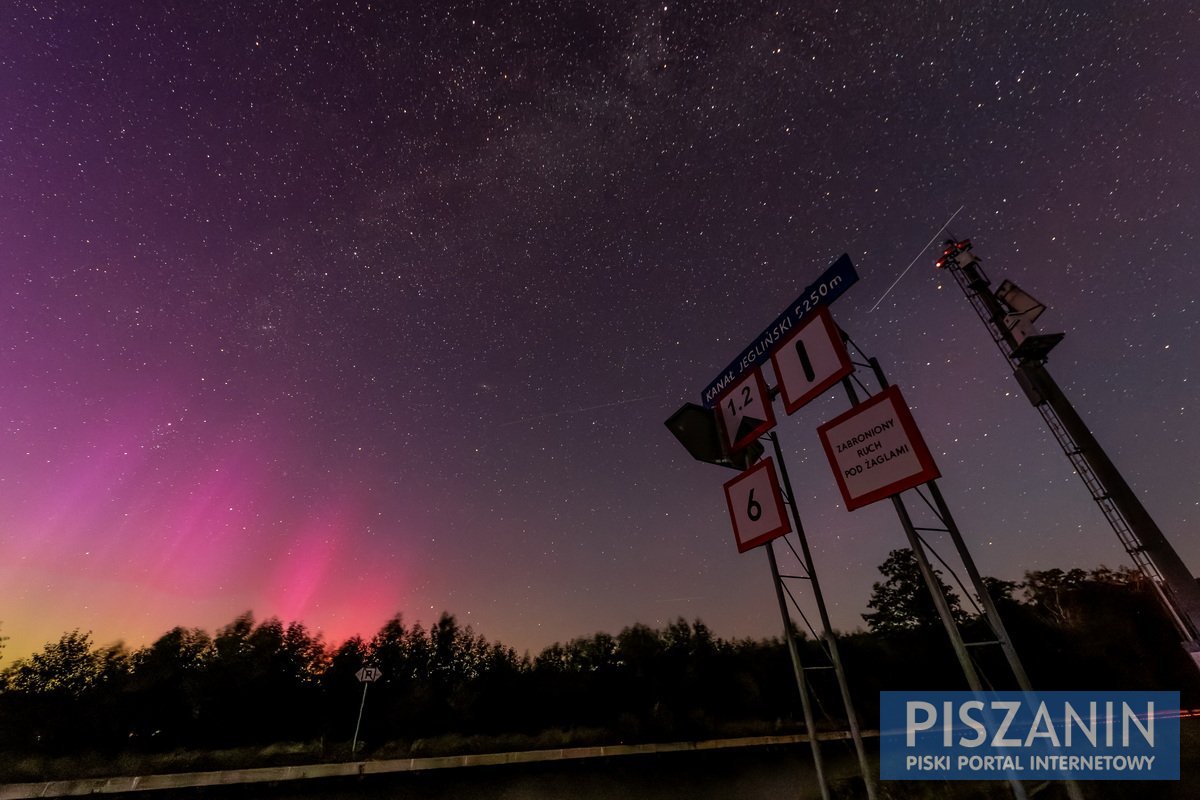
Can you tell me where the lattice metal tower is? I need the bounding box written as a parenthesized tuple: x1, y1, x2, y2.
(936, 239, 1200, 664)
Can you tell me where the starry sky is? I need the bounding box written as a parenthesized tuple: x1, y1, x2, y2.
(2, 0, 1198, 662)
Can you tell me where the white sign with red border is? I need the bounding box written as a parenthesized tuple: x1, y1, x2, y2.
(723, 457, 791, 553)
(770, 305, 854, 415)
(816, 385, 940, 511)
(716, 367, 775, 453)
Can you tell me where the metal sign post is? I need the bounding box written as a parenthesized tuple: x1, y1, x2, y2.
(765, 540, 831, 800)
(767, 431, 878, 800)
(834, 370, 1032, 800)
(668, 254, 871, 800)
(724, 458, 831, 800)
(352, 666, 383, 755)
(825, 347, 1083, 800)
(937, 238, 1200, 666)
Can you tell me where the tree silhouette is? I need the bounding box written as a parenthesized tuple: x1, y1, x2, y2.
(2, 568, 1196, 773)
(1021, 567, 1091, 626)
(862, 548, 966, 633)
(194, 613, 330, 745)
(0, 630, 131, 750)
(3, 630, 117, 696)
(126, 626, 213, 746)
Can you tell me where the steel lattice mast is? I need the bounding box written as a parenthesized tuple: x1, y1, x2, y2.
(936, 239, 1200, 664)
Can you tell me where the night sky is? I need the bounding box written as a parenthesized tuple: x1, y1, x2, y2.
(3, 1, 1198, 662)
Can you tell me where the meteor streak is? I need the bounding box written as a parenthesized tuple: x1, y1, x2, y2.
(869, 205, 965, 312)
(498, 395, 655, 427)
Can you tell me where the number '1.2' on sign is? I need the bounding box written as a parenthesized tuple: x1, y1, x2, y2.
(716, 367, 775, 453)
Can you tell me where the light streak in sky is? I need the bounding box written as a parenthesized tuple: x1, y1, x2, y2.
(868, 205, 965, 313)
(497, 395, 656, 427)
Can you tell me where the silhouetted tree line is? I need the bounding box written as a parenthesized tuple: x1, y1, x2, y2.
(1, 556, 1196, 758)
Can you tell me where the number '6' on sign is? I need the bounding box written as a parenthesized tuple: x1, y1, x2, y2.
(722, 457, 791, 553)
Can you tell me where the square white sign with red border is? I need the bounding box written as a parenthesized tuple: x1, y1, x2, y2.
(722, 457, 791, 553)
(716, 367, 775, 453)
(816, 385, 940, 511)
(770, 305, 854, 415)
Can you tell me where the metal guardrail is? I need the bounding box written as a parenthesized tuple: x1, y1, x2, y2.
(0, 730, 877, 799)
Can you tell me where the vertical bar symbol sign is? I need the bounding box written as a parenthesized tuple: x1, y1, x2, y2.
(771, 306, 854, 416)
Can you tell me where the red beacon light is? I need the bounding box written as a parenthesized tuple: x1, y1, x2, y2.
(935, 239, 973, 268)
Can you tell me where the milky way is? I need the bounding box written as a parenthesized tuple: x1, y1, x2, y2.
(2, 1, 1198, 660)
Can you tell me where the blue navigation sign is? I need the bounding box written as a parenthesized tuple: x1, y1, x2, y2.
(702, 254, 859, 407)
